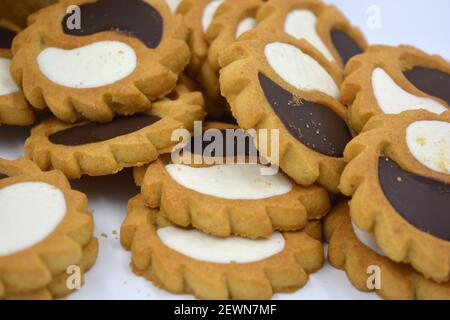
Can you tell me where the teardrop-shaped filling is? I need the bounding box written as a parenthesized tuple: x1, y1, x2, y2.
(0, 25, 16, 49)
(378, 157, 450, 241)
(62, 0, 163, 48)
(403, 66, 450, 107)
(49, 114, 161, 146)
(259, 73, 351, 157)
(330, 29, 364, 65)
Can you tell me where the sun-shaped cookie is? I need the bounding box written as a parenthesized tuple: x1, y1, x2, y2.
(138, 122, 330, 239)
(256, 0, 367, 70)
(0, 159, 97, 299)
(121, 194, 324, 300)
(340, 110, 450, 283)
(177, 0, 225, 77)
(220, 29, 352, 192)
(324, 202, 450, 300)
(199, 0, 263, 103)
(25, 85, 205, 179)
(11, 0, 190, 123)
(0, 20, 34, 126)
(341, 45, 450, 133)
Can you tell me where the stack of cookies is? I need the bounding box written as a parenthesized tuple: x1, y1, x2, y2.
(0, 0, 449, 300)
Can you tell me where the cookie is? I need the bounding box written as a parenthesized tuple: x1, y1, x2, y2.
(0, 0, 55, 27)
(0, 159, 97, 299)
(0, 20, 34, 126)
(220, 29, 352, 192)
(4, 238, 98, 300)
(341, 45, 450, 133)
(0, 157, 41, 178)
(256, 0, 367, 69)
(340, 110, 450, 283)
(325, 202, 450, 300)
(199, 0, 263, 104)
(121, 194, 324, 300)
(11, 0, 190, 123)
(139, 121, 330, 239)
(25, 87, 205, 179)
(178, 0, 224, 77)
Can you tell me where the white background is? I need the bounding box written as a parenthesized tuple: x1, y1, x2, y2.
(1, 0, 449, 300)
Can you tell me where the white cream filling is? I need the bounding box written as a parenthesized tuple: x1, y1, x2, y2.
(0, 182, 66, 257)
(236, 17, 256, 38)
(165, 163, 293, 200)
(372, 68, 447, 115)
(0, 58, 19, 96)
(284, 9, 334, 61)
(406, 120, 450, 174)
(202, 0, 224, 32)
(37, 40, 137, 89)
(351, 222, 385, 257)
(158, 226, 286, 263)
(166, 0, 181, 13)
(264, 42, 339, 99)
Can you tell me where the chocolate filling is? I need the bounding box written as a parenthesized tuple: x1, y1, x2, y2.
(0, 173, 7, 180)
(0, 26, 16, 49)
(184, 129, 259, 158)
(403, 66, 450, 107)
(378, 157, 450, 241)
(49, 114, 161, 146)
(330, 29, 364, 65)
(258, 73, 351, 157)
(62, 0, 163, 48)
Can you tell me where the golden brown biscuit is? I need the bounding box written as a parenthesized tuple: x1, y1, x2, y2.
(11, 0, 190, 123)
(325, 202, 450, 300)
(0, 166, 97, 299)
(340, 110, 450, 282)
(121, 194, 324, 300)
(4, 238, 98, 300)
(199, 0, 263, 103)
(0, 20, 34, 126)
(220, 29, 352, 192)
(139, 157, 330, 239)
(256, 0, 367, 70)
(341, 45, 450, 133)
(25, 88, 205, 179)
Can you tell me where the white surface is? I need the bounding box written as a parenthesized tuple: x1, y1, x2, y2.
(264, 42, 339, 98)
(0, 58, 19, 96)
(202, 0, 224, 32)
(0, 182, 66, 256)
(285, 9, 335, 61)
(165, 163, 293, 200)
(2, 0, 449, 300)
(406, 120, 450, 174)
(37, 41, 137, 89)
(236, 17, 256, 38)
(158, 227, 285, 264)
(372, 68, 447, 115)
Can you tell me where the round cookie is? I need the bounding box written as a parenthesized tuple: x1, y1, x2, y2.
(121, 194, 324, 300)
(200, 0, 263, 103)
(256, 0, 367, 70)
(11, 0, 190, 123)
(325, 202, 450, 300)
(0, 20, 34, 126)
(138, 123, 331, 239)
(341, 45, 450, 133)
(0, 158, 97, 299)
(220, 29, 352, 192)
(25, 87, 205, 179)
(177, 0, 224, 78)
(340, 110, 450, 283)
